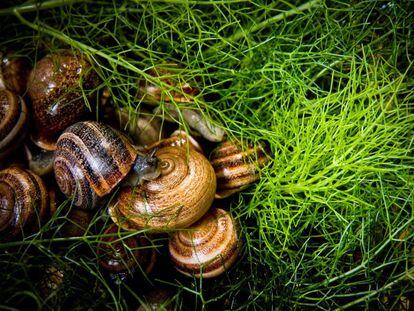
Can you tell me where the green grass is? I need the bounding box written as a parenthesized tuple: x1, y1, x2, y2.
(0, 0, 413, 309)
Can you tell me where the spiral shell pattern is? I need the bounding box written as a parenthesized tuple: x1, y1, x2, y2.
(210, 141, 269, 198)
(169, 208, 240, 278)
(0, 90, 27, 160)
(27, 50, 100, 150)
(0, 167, 49, 240)
(109, 146, 216, 231)
(54, 121, 137, 209)
(97, 223, 157, 274)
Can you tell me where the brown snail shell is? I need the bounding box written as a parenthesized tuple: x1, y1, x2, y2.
(27, 50, 100, 150)
(210, 141, 269, 199)
(111, 107, 164, 146)
(62, 208, 92, 237)
(169, 208, 240, 278)
(137, 63, 199, 104)
(97, 223, 157, 274)
(39, 264, 65, 298)
(54, 121, 137, 210)
(109, 146, 216, 231)
(136, 287, 175, 311)
(146, 130, 203, 154)
(0, 90, 28, 160)
(0, 52, 30, 94)
(0, 167, 49, 240)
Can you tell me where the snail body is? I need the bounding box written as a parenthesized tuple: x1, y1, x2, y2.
(27, 50, 99, 150)
(54, 121, 137, 209)
(169, 208, 240, 278)
(109, 145, 216, 231)
(97, 223, 157, 278)
(0, 167, 49, 240)
(0, 90, 28, 160)
(210, 141, 269, 198)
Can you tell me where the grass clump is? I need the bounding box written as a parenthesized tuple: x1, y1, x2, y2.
(0, 0, 413, 309)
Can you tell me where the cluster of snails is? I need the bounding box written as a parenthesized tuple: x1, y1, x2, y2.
(0, 50, 269, 289)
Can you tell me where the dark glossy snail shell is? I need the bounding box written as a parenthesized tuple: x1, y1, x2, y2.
(137, 63, 199, 104)
(97, 223, 157, 274)
(27, 50, 100, 150)
(146, 130, 203, 154)
(136, 288, 175, 311)
(109, 146, 216, 231)
(62, 208, 92, 237)
(169, 208, 240, 278)
(0, 167, 49, 240)
(54, 121, 137, 210)
(210, 141, 269, 198)
(0, 90, 28, 160)
(0, 52, 30, 94)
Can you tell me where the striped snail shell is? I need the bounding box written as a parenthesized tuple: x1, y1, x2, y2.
(0, 52, 31, 94)
(137, 63, 199, 104)
(109, 145, 216, 231)
(54, 121, 137, 210)
(27, 50, 100, 150)
(0, 167, 49, 240)
(146, 130, 203, 154)
(210, 141, 269, 199)
(97, 223, 157, 275)
(169, 208, 240, 278)
(0, 90, 28, 160)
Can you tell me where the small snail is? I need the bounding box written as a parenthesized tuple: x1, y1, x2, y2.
(210, 141, 269, 198)
(27, 50, 100, 150)
(0, 52, 30, 94)
(136, 287, 175, 311)
(110, 107, 165, 146)
(62, 208, 93, 237)
(39, 264, 65, 298)
(169, 208, 240, 278)
(0, 89, 28, 160)
(53, 121, 143, 209)
(137, 63, 225, 142)
(109, 145, 216, 231)
(0, 167, 49, 240)
(97, 223, 157, 279)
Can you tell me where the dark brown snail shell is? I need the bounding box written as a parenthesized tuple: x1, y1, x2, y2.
(27, 50, 100, 150)
(0, 90, 28, 160)
(210, 141, 269, 198)
(0, 52, 30, 95)
(62, 208, 92, 237)
(169, 208, 240, 278)
(39, 264, 65, 298)
(0, 167, 49, 240)
(54, 121, 137, 209)
(97, 223, 157, 275)
(109, 145, 216, 231)
(136, 288, 175, 311)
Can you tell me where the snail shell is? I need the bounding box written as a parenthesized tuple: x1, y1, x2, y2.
(27, 50, 100, 150)
(146, 130, 203, 154)
(0, 167, 49, 240)
(97, 223, 157, 274)
(0, 90, 28, 160)
(109, 146, 216, 231)
(210, 141, 269, 198)
(137, 63, 199, 104)
(39, 264, 65, 298)
(136, 288, 175, 311)
(0, 52, 31, 94)
(54, 121, 137, 210)
(169, 208, 240, 278)
(62, 208, 92, 237)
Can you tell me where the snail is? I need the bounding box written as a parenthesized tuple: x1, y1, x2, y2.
(62, 208, 93, 237)
(27, 49, 100, 150)
(169, 208, 240, 278)
(210, 141, 269, 199)
(97, 223, 157, 280)
(0, 167, 49, 240)
(136, 287, 175, 311)
(0, 52, 30, 94)
(53, 121, 161, 210)
(0, 89, 28, 160)
(39, 264, 65, 298)
(109, 107, 165, 146)
(145, 130, 203, 154)
(137, 63, 225, 142)
(109, 145, 216, 231)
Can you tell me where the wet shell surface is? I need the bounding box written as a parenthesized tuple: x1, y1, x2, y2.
(210, 141, 269, 198)
(97, 223, 157, 274)
(27, 50, 99, 150)
(54, 121, 137, 209)
(109, 146, 216, 231)
(0, 90, 28, 160)
(169, 208, 240, 278)
(0, 167, 49, 240)
(0, 53, 30, 94)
